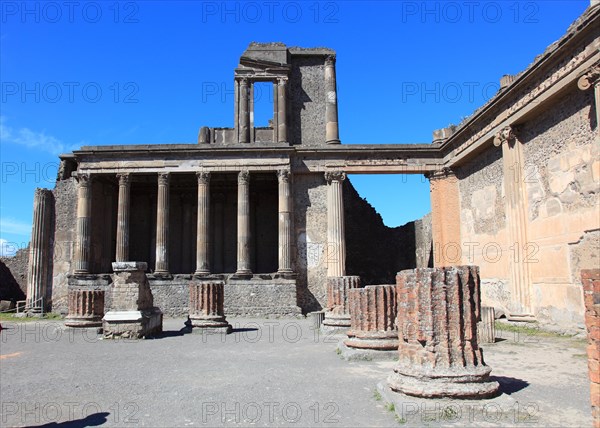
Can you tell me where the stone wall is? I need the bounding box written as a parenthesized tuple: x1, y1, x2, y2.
(0, 246, 29, 297)
(582, 269, 600, 428)
(293, 173, 328, 311)
(51, 177, 77, 313)
(289, 56, 326, 146)
(0, 259, 26, 302)
(520, 88, 599, 326)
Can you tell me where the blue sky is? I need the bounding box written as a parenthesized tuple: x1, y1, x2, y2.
(0, 0, 590, 255)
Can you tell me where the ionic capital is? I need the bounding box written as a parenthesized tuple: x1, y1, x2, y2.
(277, 169, 291, 184)
(325, 55, 336, 67)
(196, 171, 211, 185)
(578, 64, 600, 91)
(324, 171, 346, 183)
(75, 173, 91, 187)
(117, 173, 130, 186)
(493, 126, 516, 148)
(238, 170, 250, 185)
(157, 172, 170, 186)
(277, 76, 288, 86)
(426, 167, 456, 181)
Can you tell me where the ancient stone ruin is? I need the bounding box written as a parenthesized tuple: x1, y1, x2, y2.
(388, 266, 500, 399)
(322, 276, 360, 331)
(188, 279, 232, 334)
(582, 269, 600, 428)
(340, 284, 399, 360)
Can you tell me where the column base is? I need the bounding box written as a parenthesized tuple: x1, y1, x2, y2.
(344, 330, 399, 351)
(194, 270, 211, 277)
(149, 272, 172, 280)
(337, 340, 399, 361)
(65, 315, 103, 328)
(275, 270, 296, 280)
(190, 315, 232, 334)
(326, 139, 341, 144)
(232, 270, 253, 279)
(388, 363, 500, 399)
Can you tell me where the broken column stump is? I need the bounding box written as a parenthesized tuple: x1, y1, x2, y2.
(388, 266, 499, 399)
(64, 285, 105, 327)
(189, 279, 232, 334)
(477, 306, 496, 344)
(582, 269, 600, 428)
(339, 284, 399, 360)
(103, 262, 162, 339)
(322, 275, 360, 332)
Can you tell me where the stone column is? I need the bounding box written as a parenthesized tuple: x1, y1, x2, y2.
(234, 79, 239, 141)
(239, 78, 250, 144)
(74, 173, 92, 275)
(277, 169, 293, 275)
(249, 82, 255, 143)
(188, 279, 232, 333)
(428, 168, 461, 267)
(65, 286, 105, 327)
(323, 275, 360, 330)
(325, 171, 346, 277)
(389, 266, 499, 399)
(494, 126, 534, 320)
(195, 172, 211, 275)
(155, 172, 170, 275)
(25, 188, 53, 312)
(578, 65, 600, 128)
(582, 269, 600, 428)
(272, 80, 279, 143)
(115, 173, 131, 263)
(277, 77, 287, 143)
(325, 55, 340, 144)
(236, 170, 252, 276)
(341, 285, 399, 359)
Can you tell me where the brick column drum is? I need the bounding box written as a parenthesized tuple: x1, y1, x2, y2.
(188, 279, 232, 334)
(388, 266, 499, 398)
(322, 275, 360, 330)
(582, 269, 600, 428)
(65, 286, 105, 327)
(339, 285, 399, 360)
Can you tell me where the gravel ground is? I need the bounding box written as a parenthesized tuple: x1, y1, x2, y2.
(0, 317, 592, 427)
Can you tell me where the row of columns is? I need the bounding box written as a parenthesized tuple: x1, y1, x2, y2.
(235, 77, 288, 144)
(74, 169, 302, 277)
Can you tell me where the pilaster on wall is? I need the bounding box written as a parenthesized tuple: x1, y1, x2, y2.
(494, 126, 534, 319)
(428, 168, 461, 267)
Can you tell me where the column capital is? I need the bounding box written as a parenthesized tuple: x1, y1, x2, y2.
(238, 77, 249, 86)
(75, 173, 92, 186)
(277, 76, 288, 86)
(426, 167, 456, 181)
(117, 173, 130, 186)
(493, 125, 516, 148)
(325, 171, 346, 183)
(197, 171, 211, 184)
(277, 169, 291, 183)
(157, 172, 170, 185)
(578, 64, 600, 91)
(238, 170, 250, 185)
(325, 55, 336, 66)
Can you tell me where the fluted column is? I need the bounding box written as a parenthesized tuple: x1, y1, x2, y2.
(277, 77, 288, 143)
(325, 171, 346, 277)
(277, 169, 293, 274)
(323, 276, 360, 329)
(239, 78, 250, 144)
(25, 188, 53, 312)
(195, 172, 211, 275)
(325, 55, 340, 144)
(115, 173, 131, 263)
(236, 170, 252, 275)
(188, 279, 232, 332)
(344, 285, 399, 351)
(74, 173, 92, 275)
(65, 286, 104, 327)
(155, 172, 170, 274)
(389, 266, 499, 398)
(272, 81, 279, 143)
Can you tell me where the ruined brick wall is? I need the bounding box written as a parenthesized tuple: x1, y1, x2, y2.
(519, 88, 599, 326)
(51, 177, 77, 313)
(0, 246, 29, 297)
(289, 56, 326, 146)
(581, 269, 600, 428)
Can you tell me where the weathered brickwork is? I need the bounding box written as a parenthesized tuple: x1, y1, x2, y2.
(65, 286, 105, 327)
(323, 275, 360, 328)
(389, 266, 499, 398)
(582, 269, 600, 428)
(188, 279, 231, 332)
(345, 285, 398, 350)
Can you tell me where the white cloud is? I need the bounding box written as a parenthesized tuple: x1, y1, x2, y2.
(0, 218, 32, 237)
(0, 116, 68, 155)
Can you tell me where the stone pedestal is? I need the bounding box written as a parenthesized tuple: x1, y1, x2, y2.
(323, 276, 360, 332)
(189, 279, 231, 334)
(340, 284, 398, 360)
(103, 262, 163, 339)
(582, 269, 600, 428)
(65, 286, 105, 327)
(388, 266, 499, 399)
